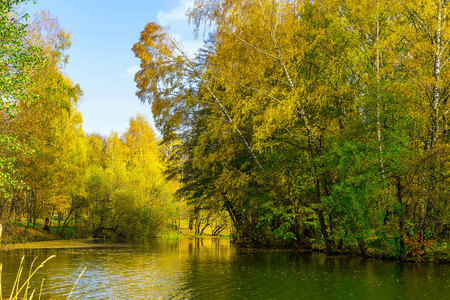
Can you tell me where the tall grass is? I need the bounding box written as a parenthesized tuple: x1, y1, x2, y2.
(0, 254, 86, 300)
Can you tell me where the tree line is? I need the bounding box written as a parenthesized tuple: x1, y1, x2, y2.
(132, 0, 450, 258)
(0, 3, 177, 239)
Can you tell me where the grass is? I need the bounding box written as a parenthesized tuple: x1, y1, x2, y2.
(1, 218, 89, 245)
(162, 218, 232, 238)
(4, 216, 230, 244)
(0, 256, 86, 300)
(0, 226, 86, 299)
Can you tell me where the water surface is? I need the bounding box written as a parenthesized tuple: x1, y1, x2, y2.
(1, 238, 449, 299)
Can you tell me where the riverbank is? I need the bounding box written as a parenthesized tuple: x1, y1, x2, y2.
(2, 234, 450, 264)
(2, 222, 448, 263)
(0, 238, 106, 250)
(0, 219, 228, 251)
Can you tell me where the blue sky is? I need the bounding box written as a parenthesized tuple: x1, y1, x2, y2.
(23, 0, 203, 137)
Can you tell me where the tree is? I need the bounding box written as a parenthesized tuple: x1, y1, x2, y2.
(132, 0, 450, 258)
(0, 0, 42, 221)
(2, 10, 84, 230)
(0, 0, 42, 115)
(84, 116, 177, 238)
(122, 114, 176, 237)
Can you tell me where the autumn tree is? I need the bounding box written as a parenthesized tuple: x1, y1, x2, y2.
(84, 115, 177, 238)
(0, 0, 42, 222)
(2, 10, 85, 231)
(132, 0, 450, 258)
(121, 114, 176, 237)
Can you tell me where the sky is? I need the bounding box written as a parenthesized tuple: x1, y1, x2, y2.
(22, 0, 204, 137)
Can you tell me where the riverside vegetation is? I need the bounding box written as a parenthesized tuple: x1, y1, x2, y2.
(2, 0, 450, 263)
(131, 0, 450, 261)
(0, 254, 86, 299)
(0, 223, 85, 300)
(0, 3, 179, 244)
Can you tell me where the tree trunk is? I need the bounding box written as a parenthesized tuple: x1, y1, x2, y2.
(317, 209, 333, 252)
(426, 1, 444, 150)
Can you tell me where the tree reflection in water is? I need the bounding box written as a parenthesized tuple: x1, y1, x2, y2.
(0, 238, 449, 299)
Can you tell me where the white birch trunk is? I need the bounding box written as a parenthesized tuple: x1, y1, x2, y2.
(427, 0, 444, 150)
(376, 6, 386, 192)
(171, 38, 265, 172)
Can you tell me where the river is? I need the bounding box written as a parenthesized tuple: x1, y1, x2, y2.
(1, 238, 449, 299)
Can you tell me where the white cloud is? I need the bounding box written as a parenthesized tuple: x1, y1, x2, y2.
(126, 65, 140, 77)
(156, 0, 200, 57)
(181, 40, 204, 56)
(172, 33, 183, 41)
(157, 0, 194, 25)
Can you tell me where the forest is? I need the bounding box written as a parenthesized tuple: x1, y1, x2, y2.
(0, 4, 178, 241)
(2, 0, 450, 260)
(132, 0, 450, 259)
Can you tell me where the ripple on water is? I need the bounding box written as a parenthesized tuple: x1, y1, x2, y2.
(2, 239, 450, 299)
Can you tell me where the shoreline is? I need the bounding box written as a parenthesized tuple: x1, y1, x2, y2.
(2, 237, 449, 263)
(0, 235, 227, 251)
(0, 238, 105, 250)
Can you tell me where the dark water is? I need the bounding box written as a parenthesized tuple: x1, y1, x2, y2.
(1, 238, 450, 299)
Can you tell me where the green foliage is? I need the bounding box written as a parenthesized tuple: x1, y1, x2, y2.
(0, 135, 25, 202)
(0, 0, 42, 115)
(128, 0, 450, 259)
(257, 200, 297, 244)
(82, 116, 177, 238)
(0, 9, 177, 242)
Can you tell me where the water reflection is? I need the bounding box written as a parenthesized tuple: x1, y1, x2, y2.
(1, 238, 450, 299)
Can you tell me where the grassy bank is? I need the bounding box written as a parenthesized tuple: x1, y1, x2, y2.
(0, 219, 80, 246)
(4, 218, 449, 263)
(0, 217, 231, 249)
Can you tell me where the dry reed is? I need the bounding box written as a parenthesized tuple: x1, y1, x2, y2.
(0, 255, 85, 300)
